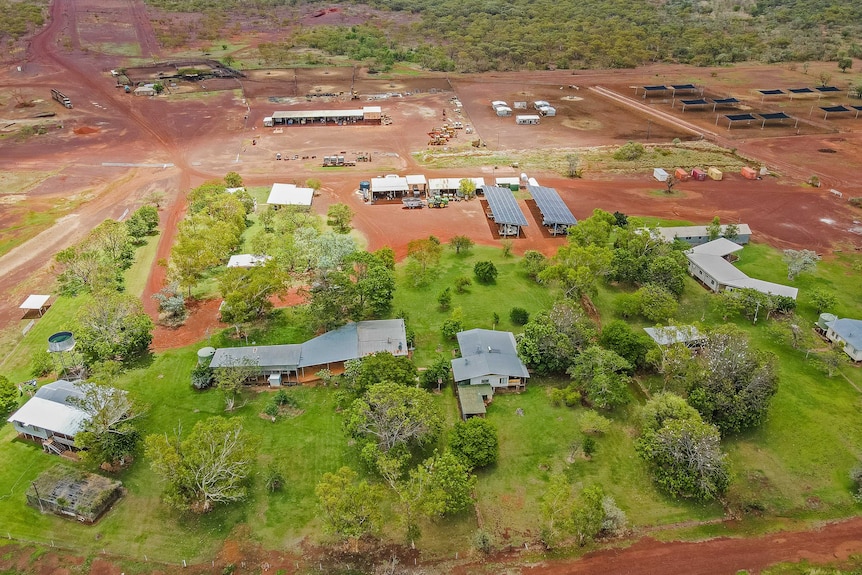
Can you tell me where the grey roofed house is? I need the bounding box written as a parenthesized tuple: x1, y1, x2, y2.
(824, 318, 862, 362)
(684, 238, 798, 299)
(657, 224, 751, 245)
(208, 319, 408, 384)
(452, 329, 529, 389)
(7, 380, 88, 453)
(644, 325, 705, 346)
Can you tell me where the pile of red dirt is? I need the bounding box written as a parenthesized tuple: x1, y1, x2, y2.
(73, 126, 99, 134)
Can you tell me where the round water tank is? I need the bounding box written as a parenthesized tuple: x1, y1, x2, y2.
(198, 346, 216, 360)
(520, 172, 528, 182)
(818, 313, 837, 330)
(47, 331, 76, 353)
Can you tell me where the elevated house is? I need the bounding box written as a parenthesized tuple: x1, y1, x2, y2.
(685, 238, 798, 299)
(209, 319, 408, 385)
(658, 224, 751, 246)
(452, 329, 529, 390)
(7, 380, 87, 454)
(452, 329, 529, 420)
(824, 318, 862, 362)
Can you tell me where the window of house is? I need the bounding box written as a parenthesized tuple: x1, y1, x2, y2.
(481, 379, 490, 384)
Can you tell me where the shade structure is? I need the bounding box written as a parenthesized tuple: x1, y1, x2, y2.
(20, 295, 50, 316)
(712, 97, 740, 111)
(481, 185, 528, 237)
(816, 86, 840, 94)
(680, 98, 708, 111)
(671, 83, 697, 93)
(788, 87, 815, 99)
(642, 85, 669, 98)
(759, 112, 797, 128)
(527, 185, 577, 235)
(723, 113, 756, 129)
(820, 105, 852, 119)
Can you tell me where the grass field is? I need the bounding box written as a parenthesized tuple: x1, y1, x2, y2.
(0, 237, 860, 561)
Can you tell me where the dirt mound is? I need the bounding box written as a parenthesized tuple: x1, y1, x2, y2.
(73, 126, 99, 134)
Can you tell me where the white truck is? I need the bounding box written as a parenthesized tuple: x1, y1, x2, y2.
(51, 89, 72, 109)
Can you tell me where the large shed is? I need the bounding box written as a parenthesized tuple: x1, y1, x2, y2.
(428, 177, 485, 197)
(481, 185, 529, 237)
(370, 176, 409, 200)
(267, 183, 314, 208)
(527, 185, 577, 235)
(267, 106, 382, 126)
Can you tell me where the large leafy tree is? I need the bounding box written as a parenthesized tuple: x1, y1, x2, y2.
(517, 300, 596, 374)
(219, 260, 287, 325)
(343, 352, 417, 395)
(0, 376, 18, 416)
(145, 417, 257, 513)
(599, 320, 652, 369)
(406, 236, 443, 285)
(688, 327, 778, 434)
(568, 346, 632, 410)
(125, 205, 160, 243)
(75, 292, 153, 364)
(315, 466, 384, 542)
(345, 382, 443, 453)
(449, 418, 499, 469)
(540, 474, 617, 548)
(783, 249, 820, 280)
(213, 355, 260, 411)
(348, 251, 396, 318)
(71, 381, 141, 467)
(637, 394, 729, 501)
(539, 243, 614, 299)
(409, 450, 476, 518)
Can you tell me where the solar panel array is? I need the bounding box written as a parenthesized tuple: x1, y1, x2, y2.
(482, 186, 529, 226)
(528, 186, 577, 226)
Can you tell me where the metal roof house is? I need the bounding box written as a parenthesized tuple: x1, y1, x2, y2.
(824, 318, 862, 362)
(685, 239, 798, 299)
(644, 325, 705, 347)
(452, 329, 529, 390)
(658, 224, 751, 246)
(7, 380, 87, 454)
(209, 319, 408, 385)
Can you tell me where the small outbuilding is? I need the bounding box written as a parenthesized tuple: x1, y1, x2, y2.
(707, 167, 723, 181)
(20, 294, 51, 317)
(741, 167, 758, 180)
(653, 168, 670, 182)
(134, 84, 156, 96)
(691, 168, 707, 181)
(674, 168, 690, 181)
(515, 115, 540, 125)
(227, 254, 270, 268)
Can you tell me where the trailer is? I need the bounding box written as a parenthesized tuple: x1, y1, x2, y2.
(51, 89, 72, 109)
(402, 197, 425, 209)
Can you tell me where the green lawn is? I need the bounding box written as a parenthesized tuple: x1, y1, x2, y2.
(1, 238, 861, 561)
(392, 246, 557, 365)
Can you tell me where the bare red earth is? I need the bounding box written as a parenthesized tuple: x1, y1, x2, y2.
(1, 1, 862, 571)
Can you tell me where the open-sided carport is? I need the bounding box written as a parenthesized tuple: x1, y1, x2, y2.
(527, 185, 577, 236)
(481, 185, 529, 237)
(820, 105, 862, 120)
(759, 112, 797, 129)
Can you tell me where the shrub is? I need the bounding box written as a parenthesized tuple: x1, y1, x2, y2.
(579, 410, 611, 434)
(510, 307, 529, 325)
(613, 141, 645, 161)
(850, 463, 862, 502)
(472, 529, 494, 554)
(31, 349, 54, 378)
(474, 261, 498, 284)
(582, 436, 597, 457)
(263, 402, 279, 417)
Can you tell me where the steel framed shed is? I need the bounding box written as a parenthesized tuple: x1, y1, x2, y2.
(481, 185, 528, 237)
(527, 185, 577, 235)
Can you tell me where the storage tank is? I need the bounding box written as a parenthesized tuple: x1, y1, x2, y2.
(197, 346, 216, 365)
(817, 313, 838, 331)
(47, 331, 75, 353)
